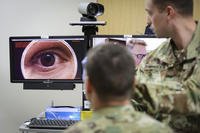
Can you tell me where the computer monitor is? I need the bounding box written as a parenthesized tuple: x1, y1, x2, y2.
(91, 35, 168, 52)
(91, 35, 167, 66)
(9, 36, 87, 86)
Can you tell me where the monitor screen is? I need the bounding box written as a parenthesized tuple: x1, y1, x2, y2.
(91, 35, 168, 66)
(91, 35, 167, 52)
(9, 36, 86, 83)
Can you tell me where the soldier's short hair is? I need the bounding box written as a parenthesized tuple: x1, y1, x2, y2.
(86, 44, 135, 102)
(152, 0, 193, 16)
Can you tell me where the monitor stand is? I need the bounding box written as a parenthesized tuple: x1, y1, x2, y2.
(23, 82, 75, 90)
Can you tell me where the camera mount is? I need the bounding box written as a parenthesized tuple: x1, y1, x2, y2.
(70, 21, 106, 49)
(70, 2, 106, 50)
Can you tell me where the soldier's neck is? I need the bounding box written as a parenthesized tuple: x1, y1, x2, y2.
(92, 98, 130, 111)
(171, 17, 196, 50)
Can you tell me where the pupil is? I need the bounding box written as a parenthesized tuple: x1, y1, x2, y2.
(40, 53, 55, 67)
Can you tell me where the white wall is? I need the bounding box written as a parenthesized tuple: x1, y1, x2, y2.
(0, 0, 95, 132)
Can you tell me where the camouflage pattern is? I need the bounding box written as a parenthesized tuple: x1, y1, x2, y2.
(132, 21, 200, 133)
(64, 104, 172, 133)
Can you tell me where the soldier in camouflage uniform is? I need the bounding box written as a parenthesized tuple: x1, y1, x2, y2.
(65, 44, 172, 133)
(132, 0, 200, 133)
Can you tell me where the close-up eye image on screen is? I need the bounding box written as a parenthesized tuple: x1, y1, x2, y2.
(21, 40, 77, 79)
(9, 36, 86, 83)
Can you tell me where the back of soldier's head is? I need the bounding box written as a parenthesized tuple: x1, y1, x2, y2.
(85, 43, 135, 102)
(152, 0, 193, 16)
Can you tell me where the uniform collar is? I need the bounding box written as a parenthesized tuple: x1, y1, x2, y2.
(186, 20, 200, 59)
(92, 104, 134, 119)
(168, 20, 200, 61)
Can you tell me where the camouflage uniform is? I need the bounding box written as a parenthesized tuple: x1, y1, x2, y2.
(133, 21, 200, 133)
(64, 104, 172, 133)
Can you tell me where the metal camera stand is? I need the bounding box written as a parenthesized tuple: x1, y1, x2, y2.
(69, 18, 106, 50)
(70, 18, 106, 110)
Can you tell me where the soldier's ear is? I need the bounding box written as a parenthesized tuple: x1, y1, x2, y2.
(165, 5, 176, 19)
(85, 77, 93, 94)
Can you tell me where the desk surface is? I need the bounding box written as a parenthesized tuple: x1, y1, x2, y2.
(19, 124, 66, 133)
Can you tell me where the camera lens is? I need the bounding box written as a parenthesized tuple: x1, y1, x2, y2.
(87, 3, 98, 16)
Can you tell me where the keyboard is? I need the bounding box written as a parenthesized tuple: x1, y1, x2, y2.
(27, 118, 78, 129)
